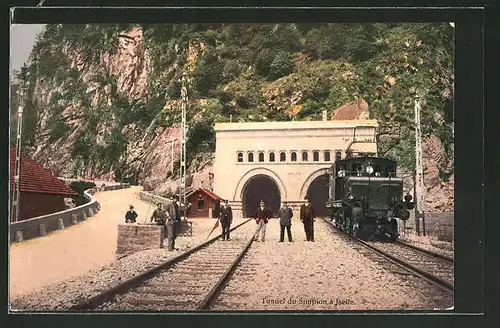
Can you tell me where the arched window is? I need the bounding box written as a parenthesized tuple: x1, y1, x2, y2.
(335, 151, 342, 161)
(259, 152, 264, 162)
(248, 152, 254, 162)
(302, 151, 308, 161)
(237, 152, 243, 162)
(313, 151, 319, 161)
(291, 152, 297, 162)
(324, 151, 331, 161)
(269, 152, 275, 162)
(280, 152, 286, 162)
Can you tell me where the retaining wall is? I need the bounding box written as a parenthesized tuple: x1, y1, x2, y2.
(402, 211, 454, 242)
(116, 224, 164, 257)
(138, 191, 173, 207)
(9, 182, 131, 243)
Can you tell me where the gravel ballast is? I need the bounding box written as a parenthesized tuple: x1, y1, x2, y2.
(214, 218, 453, 311)
(10, 217, 253, 311)
(10, 199, 454, 312)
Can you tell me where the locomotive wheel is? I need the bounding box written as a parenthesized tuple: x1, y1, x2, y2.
(389, 220, 398, 241)
(352, 222, 359, 238)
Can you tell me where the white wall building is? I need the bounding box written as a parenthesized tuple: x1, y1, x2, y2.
(213, 119, 378, 218)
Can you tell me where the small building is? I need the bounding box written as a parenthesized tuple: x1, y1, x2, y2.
(9, 146, 78, 221)
(186, 188, 223, 219)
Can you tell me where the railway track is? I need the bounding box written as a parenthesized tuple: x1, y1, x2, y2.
(322, 217, 454, 294)
(71, 219, 254, 311)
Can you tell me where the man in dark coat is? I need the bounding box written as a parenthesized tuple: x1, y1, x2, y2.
(300, 197, 316, 242)
(219, 199, 233, 241)
(166, 196, 181, 251)
(278, 201, 293, 242)
(125, 205, 138, 223)
(253, 200, 272, 242)
(150, 203, 166, 226)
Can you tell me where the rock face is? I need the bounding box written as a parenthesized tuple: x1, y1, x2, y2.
(331, 96, 370, 120)
(22, 26, 453, 210)
(422, 135, 454, 212)
(101, 27, 151, 100)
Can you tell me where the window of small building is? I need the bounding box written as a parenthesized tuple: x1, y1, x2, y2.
(269, 152, 275, 162)
(280, 152, 286, 162)
(291, 152, 297, 161)
(248, 152, 254, 162)
(197, 199, 205, 209)
(313, 151, 319, 161)
(237, 152, 243, 162)
(335, 151, 342, 161)
(302, 151, 308, 161)
(324, 151, 331, 161)
(259, 152, 265, 162)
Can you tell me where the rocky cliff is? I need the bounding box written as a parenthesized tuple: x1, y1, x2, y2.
(12, 23, 454, 210)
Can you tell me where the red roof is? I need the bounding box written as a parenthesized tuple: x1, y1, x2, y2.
(187, 188, 223, 201)
(10, 146, 78, 196)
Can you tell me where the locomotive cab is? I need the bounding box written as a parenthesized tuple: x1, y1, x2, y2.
(326, 156, 415, 241)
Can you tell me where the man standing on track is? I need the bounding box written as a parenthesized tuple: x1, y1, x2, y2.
(166, 196, 181, 251)
(254, 200, 272, 242)
(278, 201, 293, 242)
(219, 199, 233, 241)
(300, 197, 316, 242)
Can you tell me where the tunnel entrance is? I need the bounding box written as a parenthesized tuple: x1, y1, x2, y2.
(242, 175, 281, 218)
(306, 174, 330, 217)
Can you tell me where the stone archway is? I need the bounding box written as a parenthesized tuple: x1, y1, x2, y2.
(300, 168, 330, 217)
(299, 168, 329, 200)
(242, 175, 281, 217)
(233, 167, 287, 218)
(233, 167, 287, 201)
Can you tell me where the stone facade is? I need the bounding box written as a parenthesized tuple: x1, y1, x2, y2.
(213, 120, 378, 218)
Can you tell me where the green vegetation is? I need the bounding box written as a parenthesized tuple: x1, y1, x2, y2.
(68, 180, 96, 206)
(11, 23, 454, 180)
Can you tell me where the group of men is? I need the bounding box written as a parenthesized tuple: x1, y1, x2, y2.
(124, 195, 182, 251)
(125, 196, 317, 249)
(217, 197, 316, 243)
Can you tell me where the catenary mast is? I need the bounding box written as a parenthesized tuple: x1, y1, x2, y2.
(180, 71, 188, 211)
(414, 91, 426, 235)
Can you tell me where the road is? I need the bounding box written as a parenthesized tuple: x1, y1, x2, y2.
(9, 186, 152, 299)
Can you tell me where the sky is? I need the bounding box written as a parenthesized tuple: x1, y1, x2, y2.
(10, 24, 46, 73)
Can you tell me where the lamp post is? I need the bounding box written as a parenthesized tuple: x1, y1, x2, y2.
(11, 69, 28, 223)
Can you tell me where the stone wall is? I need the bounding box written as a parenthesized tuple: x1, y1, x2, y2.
(401, 211, 454, 242)
(9, 182, 130, 243)
(116, 224, 164, 257)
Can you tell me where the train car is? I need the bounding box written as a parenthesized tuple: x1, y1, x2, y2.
(326, 156, 415, 241)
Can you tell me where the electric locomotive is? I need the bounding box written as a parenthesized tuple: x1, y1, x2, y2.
(326, 156, 415, 241)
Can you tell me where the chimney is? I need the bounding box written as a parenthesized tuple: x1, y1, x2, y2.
(322, 110, 327, 121)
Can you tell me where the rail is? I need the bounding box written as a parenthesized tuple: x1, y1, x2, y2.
(322, 217, 453, 293)
(10, 182, 131, 243)
(71, 218, 252, 310)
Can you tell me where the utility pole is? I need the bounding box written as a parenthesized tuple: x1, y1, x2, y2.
(11, 72, 27, 223)
(414, 91, 426, 236)
(179, 72, 188, 210)
(171, 139, 174, 173)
